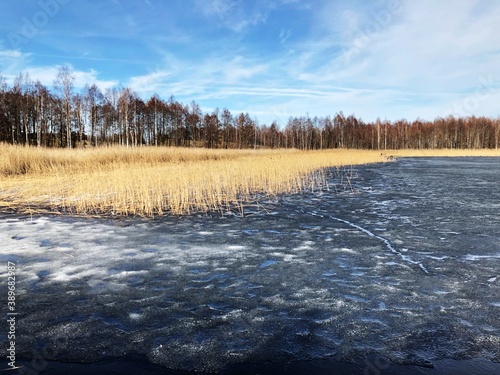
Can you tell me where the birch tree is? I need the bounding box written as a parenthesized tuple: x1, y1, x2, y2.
(0, 74, 8, 142)
(83, 84, 103, 147)
(54, 66, 75, 148)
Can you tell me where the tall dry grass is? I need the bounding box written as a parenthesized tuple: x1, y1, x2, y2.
(0, 145, 255, 176)
(2, 145, 499, 217)
(0, 144, 386, 216)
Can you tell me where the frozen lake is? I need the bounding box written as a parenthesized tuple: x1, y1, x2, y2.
(1, 157, 500, 374)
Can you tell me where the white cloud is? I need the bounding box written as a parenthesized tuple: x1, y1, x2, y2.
(3, 0, 499, 125)
(0, 46, 118, 92)
(0, 47, 32, 79)
(0, 50, 26, 59)
(222, 56, 268, 83)
(194, 0, 268, 32)
(125, 0, 500, 125)
(72, 69, 118, 91)
(129, 71, 172, 93)
(268, 0, 500, 122)
(21, 65, 117, 91)
(279, 29, 292, 44)
(127, 54, 270, 100)
(197, 0, 234, 18)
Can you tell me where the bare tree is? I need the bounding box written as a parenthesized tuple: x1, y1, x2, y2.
(118, 87, 132, 147)
(73, 93, 84, 147)
(220, 108, 233, 148)
(0, 74, 8, 142)
(83, 84, 104, 147)
(12, 72, 34, 145)
(146, 95, 161, 146)
(33, 80, 50, 147)
(495, 118, 500, 149)
(187, 101, 202, 146)
(104, 87, 119, 145)
(54, 66, 75, 148)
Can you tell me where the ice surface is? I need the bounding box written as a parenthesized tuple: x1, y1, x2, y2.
(1, 157, 500, 373)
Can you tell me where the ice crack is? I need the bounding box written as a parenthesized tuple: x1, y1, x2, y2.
(311, 211, 429, 274)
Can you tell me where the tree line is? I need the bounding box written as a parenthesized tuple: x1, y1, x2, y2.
(1, 67, 499, 149)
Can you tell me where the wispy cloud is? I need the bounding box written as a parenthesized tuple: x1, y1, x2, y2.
(24, 65, 118, 90)
(127, 54, 270, 98)
(0, 49, 118, 90)
(129, 71, 172, 93)
(0, 49, 26, 59)
(1, 0, 499, 125)
(0, 46, 32, 78)
(279, 29, 292, 44)
(222, 56, 268, 83)
(194, 0, 269, 32)
(269, 0, 500, 121)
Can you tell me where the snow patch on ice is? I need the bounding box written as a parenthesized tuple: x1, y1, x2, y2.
(129, 312, 143, 320)
(335, 247, 358, 254)
(227, 245, 246, 250)
(110, 270, 148, 279)
(378, 302, 387, 310)
(294, 242, 314, 250)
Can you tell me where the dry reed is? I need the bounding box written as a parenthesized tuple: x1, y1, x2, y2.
(2, 145, 499, 217)
(0, 145, 387, 216)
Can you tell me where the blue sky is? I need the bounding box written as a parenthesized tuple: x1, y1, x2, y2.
(1, 0, 499, 126)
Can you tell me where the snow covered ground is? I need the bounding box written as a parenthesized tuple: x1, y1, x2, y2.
(1, 157, 499, 374)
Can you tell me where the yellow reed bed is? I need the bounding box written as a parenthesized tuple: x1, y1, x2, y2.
(2, 145, 499, 216)
(0, 145, 387, 216)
